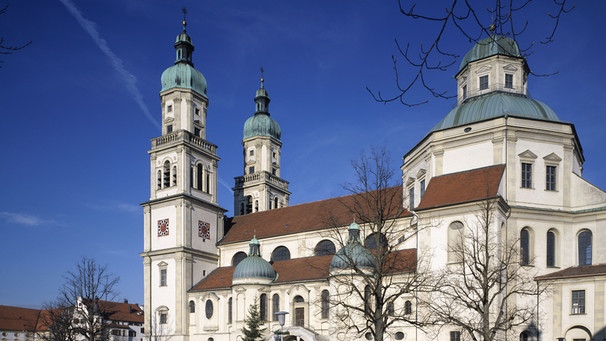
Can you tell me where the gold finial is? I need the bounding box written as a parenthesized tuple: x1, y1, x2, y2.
(260, 67, 265, 88)
(182, 7, 188, 30)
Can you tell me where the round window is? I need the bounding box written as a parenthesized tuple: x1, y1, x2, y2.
(395, 332, 405, 340)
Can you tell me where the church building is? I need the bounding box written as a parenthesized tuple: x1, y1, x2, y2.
(141, 21, 606, 341)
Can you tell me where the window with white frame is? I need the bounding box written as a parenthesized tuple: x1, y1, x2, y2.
(521, 162, 533, 188)
(505, 73, 514, 88)
(546, 165, 557, 191)
(571, 290, 585, 314)
(479, 75, 489, 90)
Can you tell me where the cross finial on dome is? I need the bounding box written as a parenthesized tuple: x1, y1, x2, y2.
(260, 67, 265, 89)
(182, 7, 188, 31)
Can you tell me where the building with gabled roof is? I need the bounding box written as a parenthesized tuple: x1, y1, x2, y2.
(142, 20, 605, 341)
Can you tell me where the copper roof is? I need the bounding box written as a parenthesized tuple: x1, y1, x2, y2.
(222, 186, 406, 245)
(190, 249, 416, 291)
(416, 164, 505, 210)
(535, 264, 606, 281)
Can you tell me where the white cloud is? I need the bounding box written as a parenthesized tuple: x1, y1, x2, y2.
(85, 201, 140, 213)
(0, 212, 47, 226)
(59, 0, 160, 129)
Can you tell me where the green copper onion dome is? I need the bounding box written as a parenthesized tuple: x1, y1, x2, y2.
(459, 35, 522, 72)
(233, 237, 277, 281)
(243, 77, 281, 140)
(160, 20, 207, 97)
(432, 92, 560, 132)
(330, 221, 376, 270)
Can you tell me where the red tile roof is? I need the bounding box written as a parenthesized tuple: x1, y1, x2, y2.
(535, 264, 606, 281)
(221, 186, 407, 245)
(0, 300, 143, 332)
(102, 301, 144, 324)
(416, 165, 505, 210)
(190, 249, 417, 291)
(0, 305, 47, 332)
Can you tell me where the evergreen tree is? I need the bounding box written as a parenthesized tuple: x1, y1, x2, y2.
(241, 301, 266, 341)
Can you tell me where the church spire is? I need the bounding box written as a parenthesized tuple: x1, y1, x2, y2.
(174, 8, 194, 66)
(255, 67, 270, 114)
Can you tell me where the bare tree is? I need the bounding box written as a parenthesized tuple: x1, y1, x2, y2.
(368, 0, 575, 106)
(326, 147, 428, 341)
(39, 299, 78, 341)
(1, 4, 31, 68)
(147, 312, 173, 341)
(44, 257, 120, 341)
(421, 198, 542, 341)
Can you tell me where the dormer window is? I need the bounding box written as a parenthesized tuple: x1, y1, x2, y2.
(479, 75, 489, 90)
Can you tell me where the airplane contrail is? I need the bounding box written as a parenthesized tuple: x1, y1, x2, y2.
(59, 0, 160, 129)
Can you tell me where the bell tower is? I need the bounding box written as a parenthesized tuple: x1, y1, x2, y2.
(233, 75, 290, 215)
(141, 17, 226, 341)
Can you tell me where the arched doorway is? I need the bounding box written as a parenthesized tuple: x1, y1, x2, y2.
(293, 295, 305, 327)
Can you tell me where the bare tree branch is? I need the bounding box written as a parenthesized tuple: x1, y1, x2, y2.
(368, 0, 573, 107)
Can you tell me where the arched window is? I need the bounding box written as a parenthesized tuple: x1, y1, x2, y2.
(314, 240, 336, 256)
(274, 197, 279, 209)
(546, 230, 556, 267)
(188, 300, 195, 313)
(259, 294, 267, 321)
(205, 300, 213, 319)
(365, 233, 387, 250)
(271, 246, 291, 262)
(232, 252, 247, 266)
(578, 230, 592, 265)
(321, 290, 329, 319)
(293, 295, 305, 327)
(448, 221, 464, 263)
(272, 294, 280, 321)
(196, 164, 203, 190)
(157, 170, 162, 189)
(404, 300, 412, 315)
(519, 331, 529, 341)
(520, 228, 530, 265)
(163, 161, 171, 188)
(387, 302, 395, 316)
(228, 297, 232, 324)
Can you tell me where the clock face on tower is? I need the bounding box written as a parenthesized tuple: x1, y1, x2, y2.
(198, 220, 211, 241)
(157, 219, 169, 236)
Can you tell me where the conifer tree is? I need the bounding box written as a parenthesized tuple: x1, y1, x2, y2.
(241, 301, 266, 341)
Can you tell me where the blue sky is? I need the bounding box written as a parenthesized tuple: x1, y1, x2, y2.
(1, 1, 604, 308)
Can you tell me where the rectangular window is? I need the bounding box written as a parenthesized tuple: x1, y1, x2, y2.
(462, 85, 467, 99)
(167, 104, 172, 112)
(160, 269, 167, 287)
(450, 331, 461, 341)
(521, 162, 533, 188)
(409, 187, 415, 208)
(166, 125, 173, 133)
(546, 165, 556, 191)
(159, 312, 167, 324)
(479, 75, 489, 90)
(248, 166, 254, 174)
(194, 127, 201, 137)
(249, 150, 254, 156)
(420, 179, 426, 198)
(505, 74, 514, 88)
(571, 290, 585, 314)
